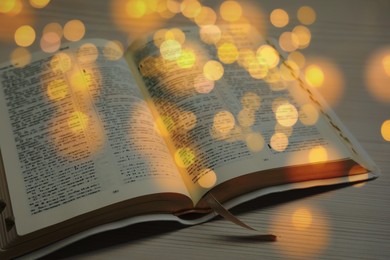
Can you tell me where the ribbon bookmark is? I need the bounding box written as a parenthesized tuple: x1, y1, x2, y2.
(205, 192, 277, 241)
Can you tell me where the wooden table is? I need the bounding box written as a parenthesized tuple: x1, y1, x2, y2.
(1, 0, 389, 259)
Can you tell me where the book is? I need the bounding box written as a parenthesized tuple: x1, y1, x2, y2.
(0, 25, 379, 259)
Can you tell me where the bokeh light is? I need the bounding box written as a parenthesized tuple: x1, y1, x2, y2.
(288, 51, 306, 68)
(160, 39, 182, 61)
(220, 1, 242, 22)
(126, 0, 147, 18)
(174, 147, 196, 168)
(14, 25, 35, 47)
(63, 19, 85, 42)
(304, 58, 345, 107)
(217, 42, 239, 64)
(271, 205, 329, 259)
(10, 47, 31, 68)
(29, 0, 50, 9)
(193, 74, 215, 93)
(293, 25, 311, 49)
(297, 6, 316, 25)
(194, 6, 217, 26)
(213, 110, 235, 134)
(43, 22, 63, 39)
(256, 45, 280, 69)
(198, 168, 217, 188)
(199, 25, 222, 45)
(103, 40, 124, 60)
(181, 0, 202, 18)
(270, 8, 289, 28)
(365, 47, 390, 103)
(305, 64, 325, 88)
(245, 132, 264, 152)
(50, 52, 72, 73)
(275, 103, 298, 127)
(0, 0, 16, 13)
(270, 132, 289, 152)
(177, 49, 196, 68)
(381, 120, 390, 141)
(46, 79, 68, 101)
(178, 111, 197, 130)
(40, 31, 61, 53)
(308, 145, 328, 163)
(203, 60, 224, 81)
(77, 43, 99, 63)
(299, 103, 319, 125)
(279, 32, 299, 52)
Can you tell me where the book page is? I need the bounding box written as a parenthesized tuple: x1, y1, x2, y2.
(0, 39, 189, 235)
(128, 26, 358, 203)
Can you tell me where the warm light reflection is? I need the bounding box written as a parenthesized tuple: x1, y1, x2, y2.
(194, 6, 217, 26)
(213, 110, 235, 134)
(46, 79, 68, 101)
(270, 8, 289, 28)
(293, 25, 311, 49)
(14, 25, 35, 47)
(305, 64, 324, 87)
(10, 47, 31, 68)
(103, 40, 124, 60)
(198, 168, 217, 188)
(381, 120, 390, 141)
(275, 103, 298, 127)
(177, 49, 196, 68)
(348, 165, 369, 187)
(180, 0, 202, 18)
(299, 103, 319, 125)
(279, 32, 299, 52)
(218, 42, 239, 64)
(203, 60, 224, 81)
(271, 205, 329, 259)
(220, 0, 242, 22)
(193, 74, 215, 93)
(68, 111, 89, 133)
(256, 45, 280, 69)
(154, 115, 175, 137)
(199, 25, 222, 45)
(77, 43, 99, 63)
(270, 132, 289, 152)
(29, 0, 50, 9)
(365, 47, 390, 103)
(245, 132, 264, 152)
(174, 147, 195, 168)
(160, 39, 182, 61)
(308, 146, 328, 163)
(63, 19, 85, 42)
(297, 6, 316, 25)
(292, 207, 312, 230)
(40, 32, 61, 53)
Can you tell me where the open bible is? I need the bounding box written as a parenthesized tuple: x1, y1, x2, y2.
(0, 25, 379, 259)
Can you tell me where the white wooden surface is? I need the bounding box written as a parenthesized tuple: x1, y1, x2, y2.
(1, 0, 389, 259)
